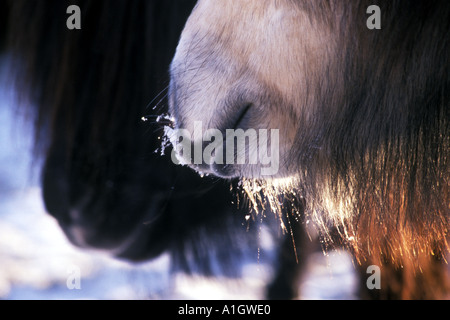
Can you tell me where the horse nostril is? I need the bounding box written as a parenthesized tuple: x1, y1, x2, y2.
(233, 104, 252, 130)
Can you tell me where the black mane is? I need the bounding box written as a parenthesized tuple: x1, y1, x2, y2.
(3, 0, 258, 275)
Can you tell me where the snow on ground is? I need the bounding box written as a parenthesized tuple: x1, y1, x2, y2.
(0, 57, 358, 300)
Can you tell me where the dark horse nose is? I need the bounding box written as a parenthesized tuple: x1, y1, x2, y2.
(169, 74, 259, 179)
(41, 141, 173, 260)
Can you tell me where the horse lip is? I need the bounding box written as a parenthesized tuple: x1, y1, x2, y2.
(174, 104, 253, 178)
(192, 162, 215, 175)
(211, 162, 241, 178)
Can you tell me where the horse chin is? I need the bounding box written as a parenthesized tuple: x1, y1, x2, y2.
(209, 163, 289, 180)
